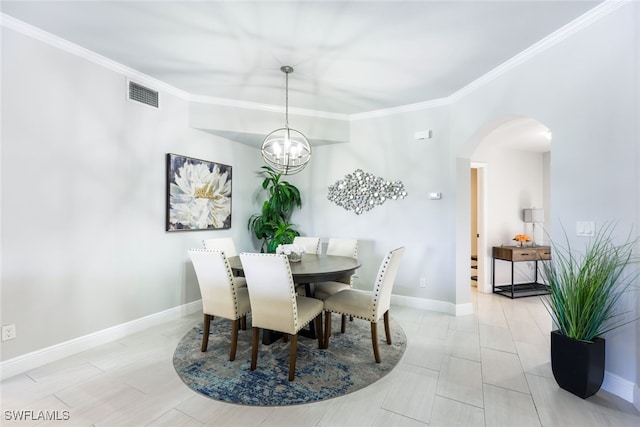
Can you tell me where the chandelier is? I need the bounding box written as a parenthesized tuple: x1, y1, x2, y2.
(260, 66, 311, 175)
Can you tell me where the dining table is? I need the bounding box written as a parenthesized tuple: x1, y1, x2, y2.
(227, 253, 361, 344)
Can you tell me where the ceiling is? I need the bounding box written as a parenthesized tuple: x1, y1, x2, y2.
(2, 0, 601, 117)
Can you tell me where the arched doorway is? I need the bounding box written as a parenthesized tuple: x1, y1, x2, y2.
(456, 116, 552, 304)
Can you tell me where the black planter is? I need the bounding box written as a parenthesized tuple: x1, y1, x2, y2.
(550, 330, 605, 399)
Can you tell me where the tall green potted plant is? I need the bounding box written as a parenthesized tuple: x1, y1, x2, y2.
(248, 166, 302, 253)
(540, 223, 639, 399)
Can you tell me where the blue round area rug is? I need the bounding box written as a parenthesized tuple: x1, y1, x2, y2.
(173, 315, 407, 406)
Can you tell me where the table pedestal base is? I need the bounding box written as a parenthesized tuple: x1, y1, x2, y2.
(261, 319, 318, 345)
(262, 329, 284, 345)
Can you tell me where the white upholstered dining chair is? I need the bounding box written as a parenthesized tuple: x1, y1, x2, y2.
(188, 249, 251, 361)
(312, 238, 359, 334)
(203, 237, 238, 257)
(239, 252, 324, 381)
(292, 236, 321, 254)
(203, 237, 246, 288)
(314, 238, 359, 300)
(323, 247, 405, 363)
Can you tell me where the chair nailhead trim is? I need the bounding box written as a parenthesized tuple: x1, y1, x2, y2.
(189, 248, 248, 317)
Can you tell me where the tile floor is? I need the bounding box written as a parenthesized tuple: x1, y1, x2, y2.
(2, 290, 639, 426)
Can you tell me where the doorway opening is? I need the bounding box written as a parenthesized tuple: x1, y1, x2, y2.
(470, 163, 486, 291)
(471, 168, 478, 288)
(466, 117, 551, 294)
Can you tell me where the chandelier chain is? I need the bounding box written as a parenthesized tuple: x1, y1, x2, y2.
(284, 69, 289, 128)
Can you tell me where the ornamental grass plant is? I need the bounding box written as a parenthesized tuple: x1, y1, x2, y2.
(541, 223, 640, 342)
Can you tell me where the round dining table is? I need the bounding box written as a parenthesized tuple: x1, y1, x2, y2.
(227, 253, 361, 344)
(227, 253, 360, 287)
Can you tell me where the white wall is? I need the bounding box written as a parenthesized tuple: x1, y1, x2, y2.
(290, 107, 457, 305)
(0, 28, 262, 361)
(1, 1, 638, 404)
(636, 0, 640, 409)
(450, 3, 639, 393)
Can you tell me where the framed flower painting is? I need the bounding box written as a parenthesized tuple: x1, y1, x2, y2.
(166, 153, 232, 231)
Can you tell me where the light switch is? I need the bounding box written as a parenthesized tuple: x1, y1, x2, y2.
(576, 221, 595, 237)
(414, 130, 432, 140)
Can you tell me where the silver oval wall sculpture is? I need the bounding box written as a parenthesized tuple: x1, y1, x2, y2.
(327, 169, 407, 214)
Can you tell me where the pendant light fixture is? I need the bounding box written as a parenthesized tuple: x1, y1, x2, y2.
(261, 66, 311, 175)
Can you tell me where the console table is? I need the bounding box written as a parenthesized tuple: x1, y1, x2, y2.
(492, 246, 551, 298)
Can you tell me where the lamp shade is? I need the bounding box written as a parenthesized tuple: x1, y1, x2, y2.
(523, 208, 544, 223)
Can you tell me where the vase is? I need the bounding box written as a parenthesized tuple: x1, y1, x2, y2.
(287, 252, 302, 262)
(550, 330, 605, 399)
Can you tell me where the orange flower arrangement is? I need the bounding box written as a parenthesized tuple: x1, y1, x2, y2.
(513, 234, 531, 245)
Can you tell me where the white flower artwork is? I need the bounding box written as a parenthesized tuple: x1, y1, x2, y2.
(166, 154, 232, 231)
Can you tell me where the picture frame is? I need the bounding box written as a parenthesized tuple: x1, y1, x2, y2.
(166, 153, 232, 231)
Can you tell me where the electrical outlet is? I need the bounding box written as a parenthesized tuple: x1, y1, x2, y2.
(2, 324, 16, 341)
(419, 277, 426, 288)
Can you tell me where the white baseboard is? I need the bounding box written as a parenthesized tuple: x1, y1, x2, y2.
(634, 383, 640, 412)
(0, 300, 202, 381)
(455, 303, 474, 316)
(601, 371, 636, 404)
(391, 294, 473, 316)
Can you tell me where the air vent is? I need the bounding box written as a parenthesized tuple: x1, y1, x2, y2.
(128, 81, 159, 108)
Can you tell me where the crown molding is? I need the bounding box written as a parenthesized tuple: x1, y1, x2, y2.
(2, 0, 631, 121)
(349, 97, 450, 121)
(353, 0, 631, 118)
(448, 0, 631, 103)
(188, 94, 350, 121)
(1, 13, 349, 122)
(1, 13, 190, 99)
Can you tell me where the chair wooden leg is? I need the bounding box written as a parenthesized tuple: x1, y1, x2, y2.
(341, 314, 347, 333)
(229, 319, 239, 361)
(384, 311, 392, 345)
(371, 322, 381, 363)
(288, 334, 298, 381)
(241, 315, 247, 330)
(324, 312, 332, 349)
(250, 327, 259, 371)
(201, 314, 212, 352)
(315, 313, 324, 349)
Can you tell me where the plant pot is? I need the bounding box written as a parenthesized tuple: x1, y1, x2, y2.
(550, 330, 605, 399)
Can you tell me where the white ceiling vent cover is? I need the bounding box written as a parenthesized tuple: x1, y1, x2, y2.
(128, 81, 159, 108)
